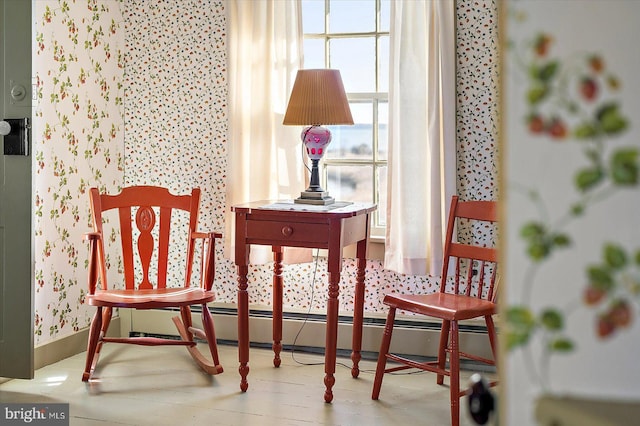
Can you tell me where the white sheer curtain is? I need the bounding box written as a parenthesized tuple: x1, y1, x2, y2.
(384, 0, 456, 276)
(226, 0, 308, 263)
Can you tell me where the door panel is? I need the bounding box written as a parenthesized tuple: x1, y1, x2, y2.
(0, 0, 33, 379)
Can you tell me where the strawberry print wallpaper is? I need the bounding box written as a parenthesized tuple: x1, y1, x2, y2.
(34, 0, 125, 344)
(503, 1, 640, 423)
(31, 0, 498, 347)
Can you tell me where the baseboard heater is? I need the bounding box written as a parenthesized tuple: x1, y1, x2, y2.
(121, 305, 496, 373)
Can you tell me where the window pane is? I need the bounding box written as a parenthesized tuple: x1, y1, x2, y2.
(327, 102, 372, 160)
(329, 0, 375, 33)
(330, 38, 375, 92)
(326, 165, 373, 203)
(378, 101, 388, 161)
(302, 0, 325, 34)
(303, 38, 326, 69)
(302, 0, 389, 234)
(380, 0, 390, 32)
(378, 35, 389, 92)
(376, 165, 387, 226)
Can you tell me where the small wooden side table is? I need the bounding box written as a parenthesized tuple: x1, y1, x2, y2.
(231, 200, 377, 403)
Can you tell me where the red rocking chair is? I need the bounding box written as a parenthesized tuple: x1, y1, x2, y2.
(81, 185, 223, 381)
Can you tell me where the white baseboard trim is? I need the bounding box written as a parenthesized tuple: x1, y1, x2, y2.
(119, 306, 495, 363)
(30, 306, 495, 373)
(34, 317, 121, 370)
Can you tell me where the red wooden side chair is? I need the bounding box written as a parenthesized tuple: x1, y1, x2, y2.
(372, 195, 499, 426)
(81, 185, 223, 381)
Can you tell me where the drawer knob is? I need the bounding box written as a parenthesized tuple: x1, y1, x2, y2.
(281, 226, 293, 237)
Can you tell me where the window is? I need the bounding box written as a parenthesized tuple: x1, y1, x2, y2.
(302, 0, 390, 238)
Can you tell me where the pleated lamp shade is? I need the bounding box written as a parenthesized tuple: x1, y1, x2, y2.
(283, 69, 354, 126)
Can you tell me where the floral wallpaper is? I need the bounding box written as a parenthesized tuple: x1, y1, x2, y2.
(503, 1, 640, 423)
(32, 0, 498, 346)
(34, 0, 125, 344)
(122, 0, 228, 286)
(456, 0, 499, 202)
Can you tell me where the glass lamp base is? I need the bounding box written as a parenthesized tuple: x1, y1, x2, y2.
(294, 190, 335, 205)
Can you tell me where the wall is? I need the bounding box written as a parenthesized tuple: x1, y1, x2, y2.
(33, 0, 125, 342)
(32, 0, 498, 348)
(503, 1, 640, 423)
(122, 1, 228, 288)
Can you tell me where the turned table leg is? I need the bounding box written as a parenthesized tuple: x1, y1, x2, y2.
(237, 264, 249, 392)
(272, 246, 283, 367)
(351, 239, 367, 378)
(324, 270, 340, 403)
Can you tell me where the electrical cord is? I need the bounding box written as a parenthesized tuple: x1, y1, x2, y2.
(301, 127, 312, 174)
(288, 249, 406, 375)
(290, 248, 324, 366)
(290, 248, 354, 372)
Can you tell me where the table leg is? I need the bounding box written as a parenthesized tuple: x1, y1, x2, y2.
(237, 264, 249, 392)
(272, 246, 283, 367)
(351, 239, 367, 378)
(324, 270, 340, 403)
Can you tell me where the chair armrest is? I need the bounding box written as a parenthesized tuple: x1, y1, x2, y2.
(190, 231, 222, 291)
(82, 231, 103, 294)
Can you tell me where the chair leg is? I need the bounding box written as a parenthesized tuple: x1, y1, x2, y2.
(82, 307, 103, 382)
(436, 319, 451, 385)
(101, 307, 112, 334)
(449, 320, 460, 426)
(485, 315, 498, 363)
(173, 305, 223, 375)
(201, 304, 223, 373)
(372, 307, 396, 400)
(180, 306, 194, 341)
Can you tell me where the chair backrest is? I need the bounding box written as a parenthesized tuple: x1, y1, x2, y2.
(440, 195, 499, 302)
(88, 186, 201, 291)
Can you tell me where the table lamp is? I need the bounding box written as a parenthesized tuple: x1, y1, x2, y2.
(283, 69, 353, 205)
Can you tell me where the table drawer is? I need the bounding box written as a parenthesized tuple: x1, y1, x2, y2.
(246, 220, 329, 244)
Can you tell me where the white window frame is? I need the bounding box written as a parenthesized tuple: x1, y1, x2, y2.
(302, 0, 389, 239)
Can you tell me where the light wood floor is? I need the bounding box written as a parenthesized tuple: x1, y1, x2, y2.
(0, 343, 495, 425)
